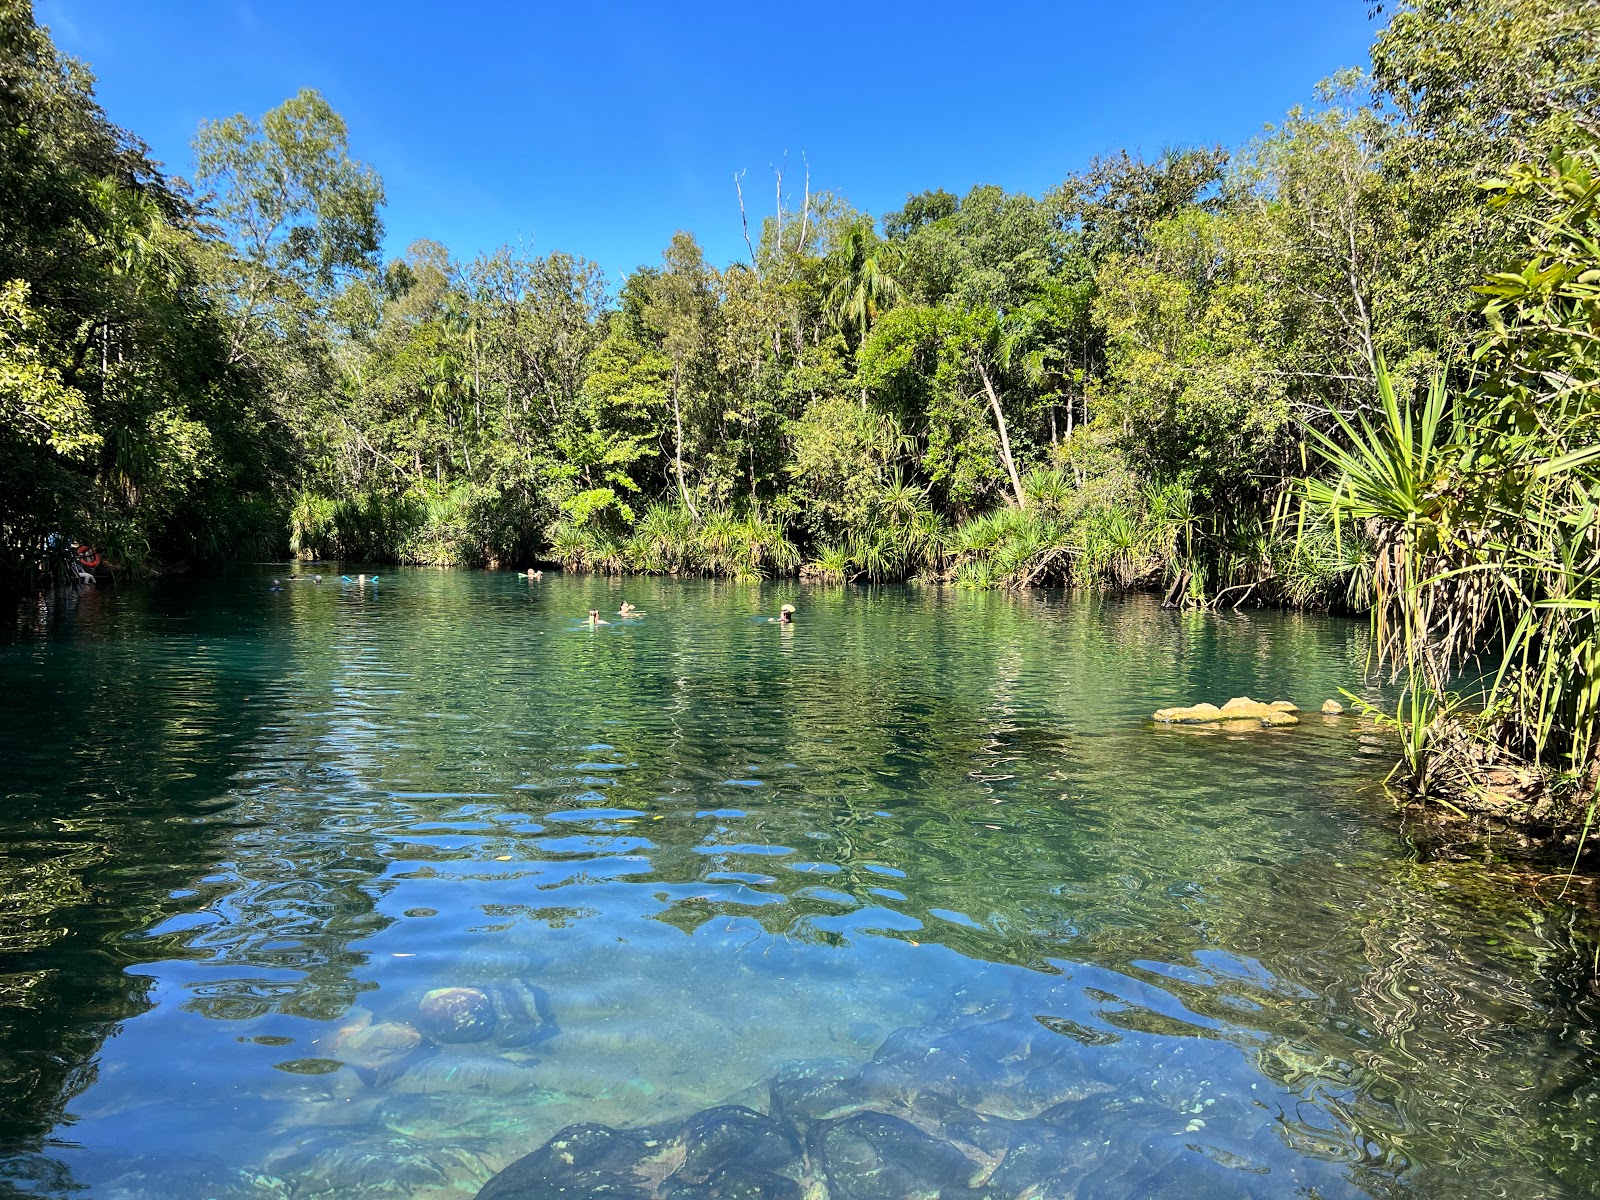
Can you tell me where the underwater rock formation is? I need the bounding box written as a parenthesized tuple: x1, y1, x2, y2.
(472, 999, 1323, 1200)
(419, 987, 498, 1044)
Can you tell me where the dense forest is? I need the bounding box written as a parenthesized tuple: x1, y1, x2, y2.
(1, 0, 1597, 825)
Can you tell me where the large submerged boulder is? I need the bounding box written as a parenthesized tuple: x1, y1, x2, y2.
(418, 987, 497, 1043)
(476, 1123, 679, 1200)
(809, 1112, 982, 1200)
(678, 1107, 800, 1183)
(314, 1012, 423, 1085)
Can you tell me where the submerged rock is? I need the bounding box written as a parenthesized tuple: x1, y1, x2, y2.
(665, 1164, 802, 1200)
(769, 1058, 864, 1123)
(269, 1131, 490, 1198)
(376, 1092, 536, 1141)
(678, 1106, 800, 1183)
(316, 1013, 423, 1085)
(390, 1051, 541, 1097)
(475, 1123, 680, 1200)
(487, 978, 558, 1048)
(408, 977, 554, 1049)
(810, 1111, 983, 1200)
(419, 987, 498, 1043)
(983, 1119, 1106, 1200)
(478, 1012, 1248, 1200)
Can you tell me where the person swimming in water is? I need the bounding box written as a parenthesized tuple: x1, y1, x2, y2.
(768, 603, 794, 624)
(526, 568, 543, 580)
(618, 601, 644, 617)
(587, 609, 609, 626)
(270, 578, 284, 591)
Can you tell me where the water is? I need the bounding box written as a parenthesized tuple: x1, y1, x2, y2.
(0, 570, 1596, 1199)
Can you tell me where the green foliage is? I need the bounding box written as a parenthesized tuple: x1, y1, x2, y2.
(1303, 152, 1600, 821)
(0, 2, 281, 585)
(193, 87, 385, 337)
(549, 503, 801, 582)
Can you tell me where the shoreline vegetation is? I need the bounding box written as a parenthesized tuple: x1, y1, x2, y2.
(2, 1, 1597, 843)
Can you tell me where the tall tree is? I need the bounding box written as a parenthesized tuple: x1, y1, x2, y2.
(640, 232, 719, 518)
(193, 88, 385, 366)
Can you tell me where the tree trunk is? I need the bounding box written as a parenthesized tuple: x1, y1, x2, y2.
(671, 365, 698, 519)
(977, 361, 1026, 510)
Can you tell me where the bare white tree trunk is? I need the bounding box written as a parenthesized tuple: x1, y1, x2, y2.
(671, 365, 697, 519)
(978, 361, 1026, 509)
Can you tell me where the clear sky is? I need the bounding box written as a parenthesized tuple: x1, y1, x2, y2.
(35, 1, 1377, 283)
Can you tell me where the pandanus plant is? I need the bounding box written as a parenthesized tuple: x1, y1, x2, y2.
(1304, 354, 1600, 819)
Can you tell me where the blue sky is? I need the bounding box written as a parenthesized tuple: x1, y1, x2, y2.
(36, 1, 1376, 283)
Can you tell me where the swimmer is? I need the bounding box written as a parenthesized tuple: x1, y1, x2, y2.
(313, 574, 322, 584)
(618, 601, 645, 617)
(587, 609, 609, 626)
(270, 578, 284, 591)
(776, 603, 795, 625)
(526, 568, 543, 580)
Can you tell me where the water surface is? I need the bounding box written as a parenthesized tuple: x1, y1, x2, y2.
(1, 571, 1596, 1198)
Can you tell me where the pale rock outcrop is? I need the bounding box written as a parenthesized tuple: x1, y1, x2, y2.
(1152, 696, 1299, 728)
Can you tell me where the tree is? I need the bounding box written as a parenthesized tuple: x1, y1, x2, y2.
(638, 232, 719, 518)
(0, 1, 276, 583)
(1234, 74, 1421, 412)
(1057, 147, 1230, 265)
(825, 219, 903, 348)
(1367, 0, 1600, 393)
(193, 88, 385, 365)
(1372, 0, 1600, 160)
(858, 304, 1028, 513)
(1093, 208, 1290, 514)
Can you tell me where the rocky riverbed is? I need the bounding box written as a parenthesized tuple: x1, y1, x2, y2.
(469, 971, 1374, 1200)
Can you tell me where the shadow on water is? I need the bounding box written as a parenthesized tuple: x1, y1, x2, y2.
(0, 572, 1595, 1198)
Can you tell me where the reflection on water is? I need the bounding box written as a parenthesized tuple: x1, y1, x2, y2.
(0, 572, 1596, 1198)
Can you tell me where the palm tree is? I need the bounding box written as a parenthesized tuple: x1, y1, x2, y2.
(826, 221, 903, 347)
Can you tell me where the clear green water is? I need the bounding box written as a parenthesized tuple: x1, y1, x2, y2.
(0, 570, 1596, 1199)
